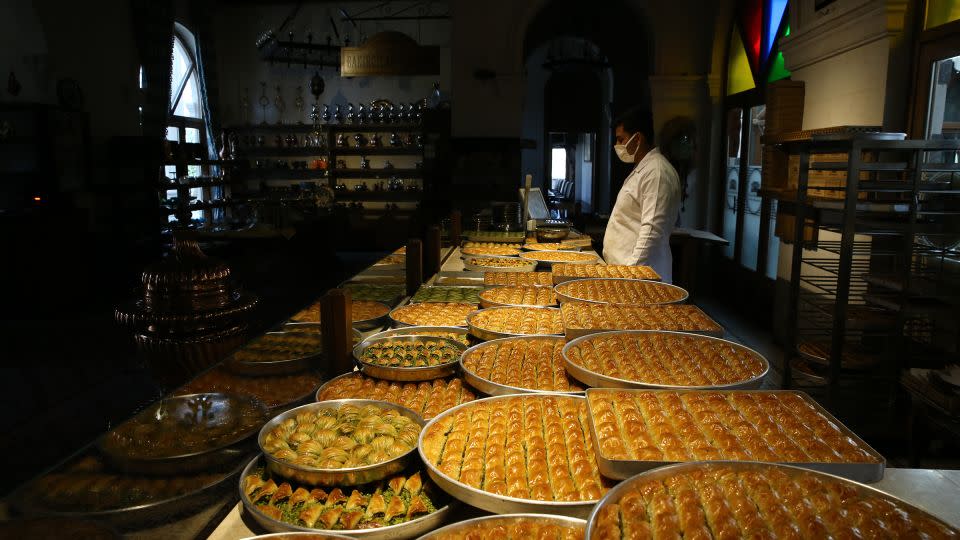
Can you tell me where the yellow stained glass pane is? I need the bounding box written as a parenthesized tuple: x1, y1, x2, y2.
(926, 0, 960, 29)
(727, 29, 755, 96)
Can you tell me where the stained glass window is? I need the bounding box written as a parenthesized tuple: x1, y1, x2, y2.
(727, 0, 791, 95)
(728, 30, 756, 96)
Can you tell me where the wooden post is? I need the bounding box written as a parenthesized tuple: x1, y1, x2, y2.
(450, 210, 462, 246)
(406, 239, 423, 296)
(425, 225, 441, 278)
(320, 287, 353, 377)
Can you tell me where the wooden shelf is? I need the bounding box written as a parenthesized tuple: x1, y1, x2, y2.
(225, 123, 424, 134)
(334, 191, 422, 201)
(242, 168, 329, 181)
(241, 147, 326, 157)
(330, 147, 422, 156)
(330, 168, 422, 179)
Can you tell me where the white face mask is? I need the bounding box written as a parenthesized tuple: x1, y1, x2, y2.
(614, 133, 639, 163)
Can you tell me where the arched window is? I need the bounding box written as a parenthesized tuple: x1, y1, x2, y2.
(170, 34, 203, 119)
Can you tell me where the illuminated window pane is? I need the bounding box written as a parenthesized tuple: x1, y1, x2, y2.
(765, 199, 780, 280)
(174, 71, 203, 119)
(187, 165, 201, 177)
(551, 148, 567, 181)
(185, 127, 200, 143)
(926, 55, 960, 140)
(164, 165, 177, 179)
(740, 105, 765, 271)
(925, 0, 960, 29)
(170, 38, 192, 108)
(727, 30, 756, 96)
(722, 108, 743, 259)
(166, 126, 180, 142)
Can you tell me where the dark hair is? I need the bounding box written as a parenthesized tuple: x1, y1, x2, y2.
(614, 106, 655, 146)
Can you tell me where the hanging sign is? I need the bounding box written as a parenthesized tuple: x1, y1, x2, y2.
(340, 31, 440, 77)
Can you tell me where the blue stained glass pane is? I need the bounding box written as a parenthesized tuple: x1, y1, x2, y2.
(763, 0, 788, 65)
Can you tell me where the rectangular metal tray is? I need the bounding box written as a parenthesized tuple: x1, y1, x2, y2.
(562, 304, 725, 340)
(584, 388, 886, 483)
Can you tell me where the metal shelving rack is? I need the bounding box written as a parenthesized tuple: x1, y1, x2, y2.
(779, 133, 960, 404)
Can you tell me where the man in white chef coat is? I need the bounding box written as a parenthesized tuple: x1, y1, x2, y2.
(603, 107, 681, 283)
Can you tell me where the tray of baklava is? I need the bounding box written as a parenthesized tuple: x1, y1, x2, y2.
(518, 250, 599, 268)
(478, 285, 557, 308)
(560, 303, 724, 339)
(340, 283, 407, 305)
(352, 300, 392, 331)
(419, 394, 614, 517)
(352, 335, 465, 382)
(409, 285, 482, 305)
(552, 264, 660, 284)
(586, 462, 958, 540)
(554, 278, 688, 306)
(463, 256, 537, 273)
(562, 330, 768, 390)
(361, 326, 471, 346)
(316, 373, 476, 420)
(522, 242, 582, 251)
(226, 331, 325, 376)
(460, 336, 584, 395)
(389, 303, 476, 328)
(483, 271, 554, 287)
(422, 514, 586, 540)
(240, 455, 452, 539)
(177, 366, 324, 414)
(460, 245, 522, 257)
(585, 388, 885, 482)
(466, 306, 563, 340)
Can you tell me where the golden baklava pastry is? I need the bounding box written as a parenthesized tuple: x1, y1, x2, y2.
(552, 264, 661, 283)
(359, 339, 460, 368)
(560, 303, 722, 335)
(463, 242, 522, 249)
(461, 336, 584, 392)
(177, 367, 323, 409)
(565, 332, 765, 387)
(289, 301, 322, 323)
(519, 251, 596, 263)
(591, 463, 958, 540)
(555, 279, 686, 306)
(469, 307, 563, 336)
(586, 389, 882, 464)
(421, 395, 612, 502)
(317, 373, 476, 420)
(466, 257, 534, 269)
(484, 271, 553, 286)
(522, 242, 579, 251)
(352, 300, 390, 322)
(461, 245, 522, 257)
(479, 285, 557, 307)
(374, 253, 405, 266)
(232, 332, 323, 363)
(390, 302, 476, 327)
(431, 516, 585, 540)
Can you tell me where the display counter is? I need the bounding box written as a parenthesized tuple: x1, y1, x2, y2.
(4, 237, 959, 539)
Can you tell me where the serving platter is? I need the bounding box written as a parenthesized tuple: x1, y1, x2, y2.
(463, 256, 537, 273)
(560, 303, 724, 339)
(478, 285, 558, 309)
(518, 250, 599, 269)
(360, 325, 471, 346)
(553, 278, 688, 306)
(226, 331, 324, 376)
(388, 303, 476, 328)
(418, 393, 612, 518)
(315, 373, 477, 421)
(562, 330, 769, 390)
(585, 462, 958, 539)
(351, 301, 392, 331)
(460, 336, 584, 396)
(239, 455, 453, 540)
(258, 400, 425, 486)
(584, 388, 885, 482)
(551, 264, 660, 284)
(466, 306, 563, 341)
(352, 335, 466, 382)
(419, 514, 586, 539)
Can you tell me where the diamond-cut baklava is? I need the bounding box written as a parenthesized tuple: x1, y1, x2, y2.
(421, 395, 611, 502)
(552, 264, 660, 283)
(484, 271, 553, 286)
(469, 307, 563, 336)
(564, 332, 766, 387)
(479, 285, 557, 307)
(555, 279, 686, 305)
(461, 336, 584, 393)
(561, 303, 722, 335)
(317, 373, 476, 420)
(587, 389, 881, 464)
(461, 245, 522, 257)
(591, 463, 957, 540)
(390, 302, 476, 327)
(519, 251, 596, 263)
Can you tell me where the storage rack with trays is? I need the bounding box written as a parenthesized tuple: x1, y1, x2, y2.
(773, 132, 960, 405)
(159, 145, 238, 230)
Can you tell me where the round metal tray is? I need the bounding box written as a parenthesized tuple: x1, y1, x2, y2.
(388, 303, 476, 329)
(584, 461, 959, 539)
(466, 306, 563, 341)
(226, 331, 324, 376)
(460, 336, 584, 396)
(518, 250, 598, 269)
(460, 247, 521, 258)
(99, 392, 270, 475)
(521, 243, 581, 251)
(361, 325, 470, 346)
(418, 394, 601, 517)
(478, 285, 557, 309)
(238, 455, 453, 540)
(259, 400, 425, 486)
(463, 256, 537, 273)
(352, 301, 392, 331)
(554, 278, 689, 306)
(352, 335, 465, 382)
(562, 330, 769, 390)
(282, 323, 364, 343)
(419, 514, 586, 539)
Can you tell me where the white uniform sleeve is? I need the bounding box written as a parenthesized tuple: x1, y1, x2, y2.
(630, 161, 674, 265)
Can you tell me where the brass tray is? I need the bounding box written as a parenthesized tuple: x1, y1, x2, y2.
(466, 306, 563, 341)
(352, 335, 466, 382)
(554, 278, 688, 306)
(460, 336, 584, 396)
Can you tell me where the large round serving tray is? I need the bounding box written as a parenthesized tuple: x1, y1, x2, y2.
(460, 246, 521, 258)
(518, 250, 599, 269)
(282, 323, 364, 344)
(584, 461, 960, 539)
(419, 514, 586, 539)
(521, 242, 582, 251)
(478, 285, 557, 309)
(226, 331, 324, 376)
(13, 451, 249, 530)
(352, 335, 466, 382)
(463, 256, 537, 273)
(554, 278, 689, 306)
(258, 400, 425, 486)
(562, 330, 769, 390)
(418, 394, 603, 518)
(352, 301, 392, 331)
(466, 306, 563, 341)
(361, 325, 470, 346)
(100, 392, 270, 475)
(388, 303, 476, 328)
(460, 336, 583, 396)
(238, 455, 453, 540)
